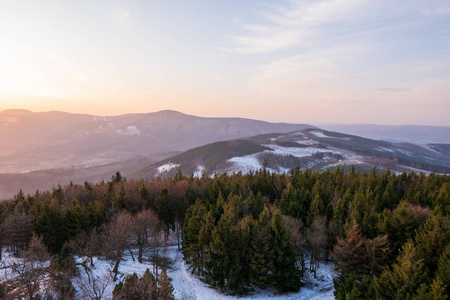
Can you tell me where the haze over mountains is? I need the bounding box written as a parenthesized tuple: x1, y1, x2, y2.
(131, 128, 450, 180)
(0, 109, 310, 199)
(1, 109, 449, 200)
(317, 124, 450, 144)
(0, 109, 311, 173)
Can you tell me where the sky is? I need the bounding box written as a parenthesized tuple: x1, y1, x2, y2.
(0, 0, 449, 125)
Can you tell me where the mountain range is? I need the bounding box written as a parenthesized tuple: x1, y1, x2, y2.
(0, 109, 449, 200)
(130, 128, 450, 180)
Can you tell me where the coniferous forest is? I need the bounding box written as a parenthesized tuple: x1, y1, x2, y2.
(0, 167, 449, 299)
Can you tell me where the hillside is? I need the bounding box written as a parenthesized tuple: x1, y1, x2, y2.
(130, 128, 450, 180)
(0, 109, 312, 174)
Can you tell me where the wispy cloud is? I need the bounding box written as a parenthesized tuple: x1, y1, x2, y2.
(232, 0, 371, 53)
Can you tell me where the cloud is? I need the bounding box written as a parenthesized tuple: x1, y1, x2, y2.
(231, 0, 449, 54)
(232, 0, 371, 53)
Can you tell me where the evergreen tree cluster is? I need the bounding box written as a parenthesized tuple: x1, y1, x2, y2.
(183, 195, 301, 294)
(0, 167, 448, 298)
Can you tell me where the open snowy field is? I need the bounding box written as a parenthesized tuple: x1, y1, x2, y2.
(1, 246, 338, 300)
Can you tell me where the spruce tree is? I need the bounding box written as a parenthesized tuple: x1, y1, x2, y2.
(375, 240, 427, 300)
(271, 209, 301, 292)
(249, 209, 274, 288)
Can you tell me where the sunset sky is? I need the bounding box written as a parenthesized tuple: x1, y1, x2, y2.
(0, 0, 449, 125)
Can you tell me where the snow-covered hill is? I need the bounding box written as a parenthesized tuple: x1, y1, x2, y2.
(131, 128, 450, 179)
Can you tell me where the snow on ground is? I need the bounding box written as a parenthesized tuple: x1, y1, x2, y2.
(309, 131, 329, 138)
(226, 145, 340, 174)
(157, 163, 180, 174)
(0, 251, 26, 280)
(193, 165, 205, 178)
(263, 145, 340, 157)
(396, 149, 412, 156)
(309, 131, 351, 141)
(421, 145, 441, 154)
(115, 125, 141, 136)
(296, 139, 320, 146)
(169, 247, 338, 300)
(227, 154, 263, 174)
(2, 248, 338, 300)
(377, 147, 393, 153)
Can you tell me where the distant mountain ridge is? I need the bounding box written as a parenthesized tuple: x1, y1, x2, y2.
(317, 124, 450, 144)
(1, 109, 449, 200)
(0, 109, 313, 173)
(130, 128, 450, 180)
(0, 109, 313, 199)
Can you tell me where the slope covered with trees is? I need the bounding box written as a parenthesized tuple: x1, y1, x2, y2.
(0, 167, 449, 298)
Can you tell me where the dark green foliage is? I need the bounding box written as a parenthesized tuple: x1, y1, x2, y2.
(437, 244, 450, 295)
(271, 210, 302, 292)
(334, 273, 376, 300)
(33, 205, 67, 253)
(415, 208, 450, 275)
(375, 241, 428, 300)
(1, 169, 449, 297)
(155, 188, 175, 232)
(249, 210, 274, 288)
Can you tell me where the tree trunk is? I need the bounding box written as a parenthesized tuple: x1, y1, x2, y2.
(113, 257, 121, 281)
(128, 249, 135, 261)
(138, 244, 143, 263)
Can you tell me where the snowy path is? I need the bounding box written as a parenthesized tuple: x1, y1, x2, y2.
(167, 246, 338, 300)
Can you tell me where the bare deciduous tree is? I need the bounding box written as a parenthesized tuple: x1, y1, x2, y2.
(69, 230, 101, 268)
(102, 211, 133, 281)
(307, 215, 328, 277)
(284, 216, 307, 277)
(130, 209, 162, 263)
(10, 234, 50, 300)
(3, 208, 33, 255)
(75, 271, 111, 300)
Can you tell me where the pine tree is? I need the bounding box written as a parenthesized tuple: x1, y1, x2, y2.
(375, 240, 427, 300)
(271, 209, 301, 292)
(158, 269, 174, 300)
(182, 199, 206, 275)
(33, 205, 67, 253)
(249, 209, 274, 288)
(437, 244, 450, 295)
(415, 208, 450, 275)
(155, 188, 175, 233)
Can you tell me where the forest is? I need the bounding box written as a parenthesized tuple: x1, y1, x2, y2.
(0, 167, 449, 299)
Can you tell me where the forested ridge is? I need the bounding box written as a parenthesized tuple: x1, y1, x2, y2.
(0, 167, 449, 299)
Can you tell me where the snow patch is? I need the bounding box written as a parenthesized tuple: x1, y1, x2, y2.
(115, 125, 141, 136)
(193, 165, 205, 178)
(397, 149, 412, 156)
(310, 130, 329, 138)
(263, 144, 340, 157)
(421, 145, 441, 154)
(226, 145, 341, 174)
(377, 147, 393, 153)
(310, 131, 351, 141)
(158, 163, 180, 174)
(227, 154, 265, 174)
(296, 139, 319, 145)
